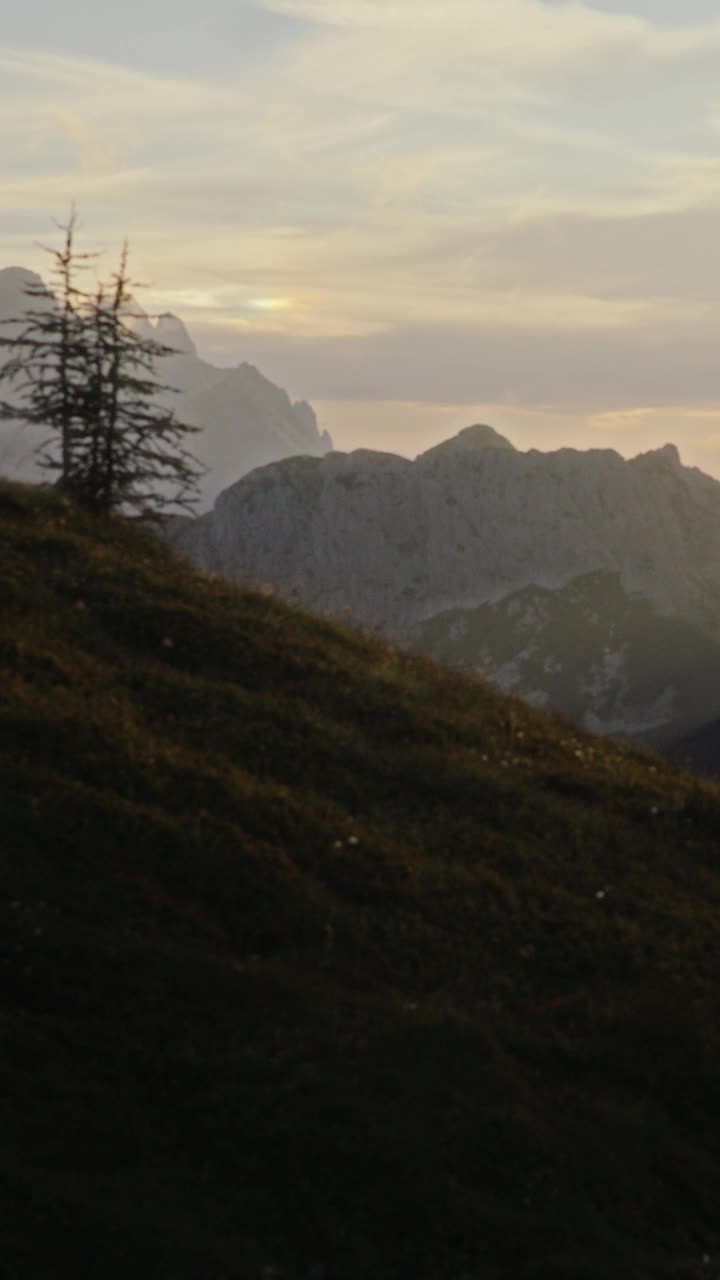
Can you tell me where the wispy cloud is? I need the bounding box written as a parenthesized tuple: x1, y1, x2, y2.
(259, 0, 720, 64)
(3, 0, 720, 471)
(0, 47, 236, 109)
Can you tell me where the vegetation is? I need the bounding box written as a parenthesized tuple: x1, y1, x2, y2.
(0, 214, 202, 517)
(3, 480, 720, 1278)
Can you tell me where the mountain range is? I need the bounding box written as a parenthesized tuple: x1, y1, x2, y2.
(169, 424, 720, 758)
(0, 265, 332, 507)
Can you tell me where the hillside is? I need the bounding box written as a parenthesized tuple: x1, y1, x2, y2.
(3, 481, 720, 1279)
(668, 718, 720, 779)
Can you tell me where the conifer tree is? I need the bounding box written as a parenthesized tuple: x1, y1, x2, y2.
(78, 241, 203, 517)
(0, 214, 203, 517)
(0, 210, 97, 488)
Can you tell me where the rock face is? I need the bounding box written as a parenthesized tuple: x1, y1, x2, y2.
(170, 430, 720, 640)
(168, 428, 720, 745)
(0, 268, 332, 508)
(155, 312, 197, 357)
(0, 266, 47, 323)
(414, 570, 720, 739)
(173, 362, 330, 508)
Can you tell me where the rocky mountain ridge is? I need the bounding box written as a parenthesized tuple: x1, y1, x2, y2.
(414, 569, 720, 741)
(170, 425, 720, 639)
(169, 425, 720, 749)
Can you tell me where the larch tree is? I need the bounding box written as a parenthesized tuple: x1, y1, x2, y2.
(0, 213, 203, 518)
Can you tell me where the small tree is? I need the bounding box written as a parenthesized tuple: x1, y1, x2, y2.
(0, 210, 98, 487)
(0, 214, 203, 517)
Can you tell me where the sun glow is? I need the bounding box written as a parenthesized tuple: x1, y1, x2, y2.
(248, 297, 294, 311)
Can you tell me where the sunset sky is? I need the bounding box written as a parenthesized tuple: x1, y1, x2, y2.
(4, 0, 720, 469)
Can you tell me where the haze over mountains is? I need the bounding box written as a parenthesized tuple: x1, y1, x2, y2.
(0, 266, 332, 507)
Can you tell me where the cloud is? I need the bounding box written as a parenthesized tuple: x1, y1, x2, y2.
(3, 1, 720, 435)
(194, 312, 720, 411)
(259, 0, 720, 64)
(439, 206, 720, 304)
(0, 47, 234, 111)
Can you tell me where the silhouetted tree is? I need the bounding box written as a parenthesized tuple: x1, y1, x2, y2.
(0, 213, 203, 517)
(0, 210, 97, 487)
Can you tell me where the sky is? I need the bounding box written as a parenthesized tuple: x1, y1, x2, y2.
(3, 0, 720, 469)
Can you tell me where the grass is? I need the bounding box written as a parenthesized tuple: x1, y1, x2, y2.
(2, 478, 720, 1278)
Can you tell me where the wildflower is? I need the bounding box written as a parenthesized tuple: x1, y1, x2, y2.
(347, 835, 359, 845)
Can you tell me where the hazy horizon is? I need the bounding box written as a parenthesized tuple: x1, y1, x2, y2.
(4, 0, 720, 474)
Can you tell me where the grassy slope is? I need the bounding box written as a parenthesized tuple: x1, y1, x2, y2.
(3, 481, 720, 1280)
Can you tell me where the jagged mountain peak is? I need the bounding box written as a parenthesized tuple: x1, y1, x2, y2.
(221, 361, 283, 389)
(632, 442, 682, 470)
(0, 265, 43, 288)
(155, 312, 197, 357)
(419, 423, 515, 462)
(0, 266, 48, 320)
